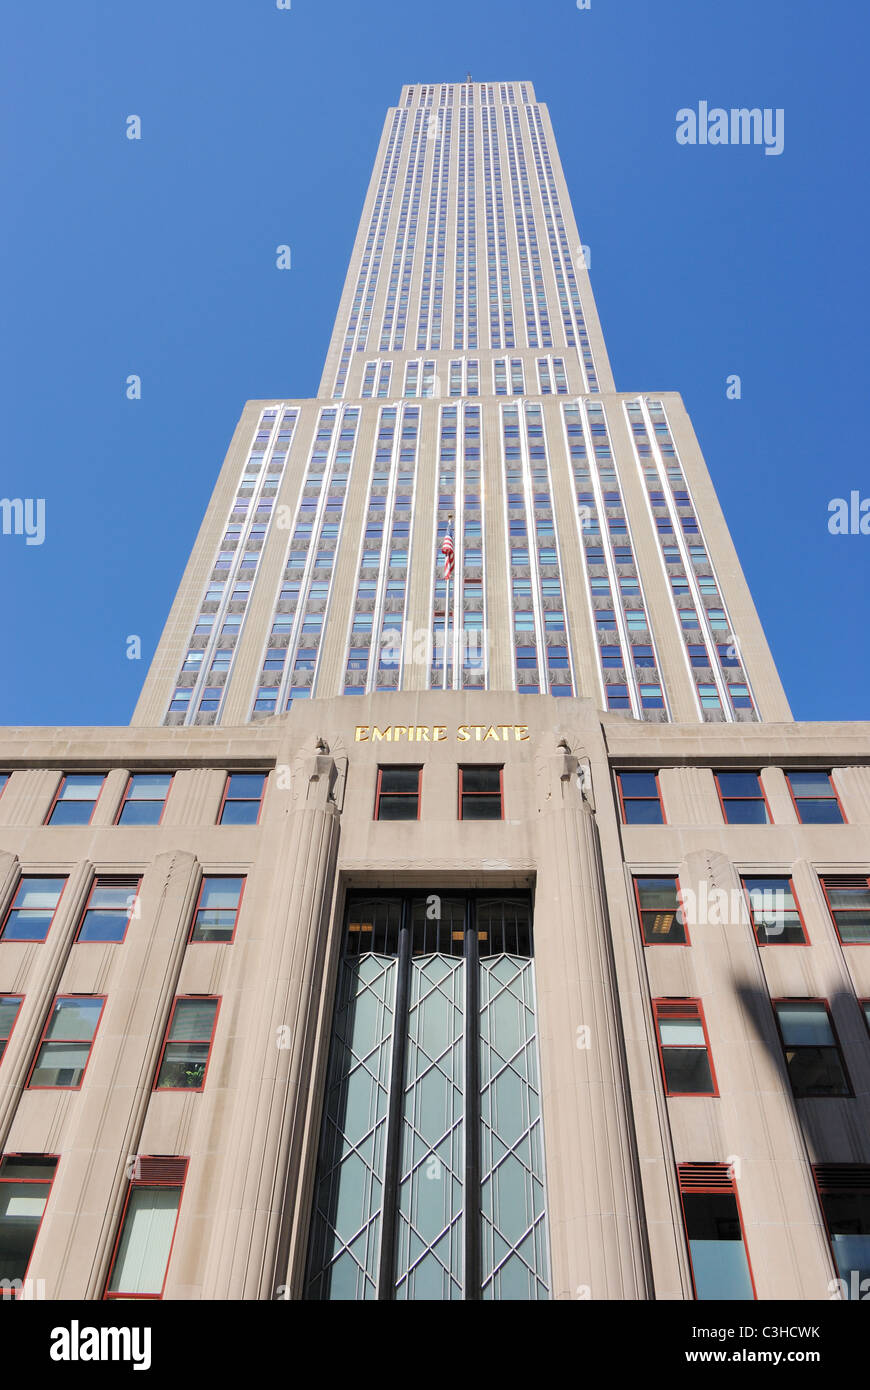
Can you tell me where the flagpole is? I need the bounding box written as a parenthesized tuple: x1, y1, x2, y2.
(442, 514, 452, 691)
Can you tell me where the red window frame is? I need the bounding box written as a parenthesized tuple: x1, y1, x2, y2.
(819, 874, 870, 946)
(187, 875, 246, 945)
(0, 994, 24, 1063)
(0, 1153, 59, 1297)
(44, 773, 105, 827)
(616, 771, 666, 825)
(0, 874, 68, 944)
(74, 875, 143, 946)
(114, 773, 174, 827)
(676, 1163, 757, 1301)
(740, 875, 809, 946)
(216, 772, 267, 826)
(103, 1156, 188, 1300)
(153, 996, 221, 1092)
(374, 765, 422, 821)
(632, 874, 688, 945)
(713, 771, 772, 825)
(785, 770, 847, 825)
(772, 996, 853, 1098)
(0, 774, 8, 799)
(652, 999, 718, 1096)
(458, 766, 504, 821)
(25, 994, 106, 1091)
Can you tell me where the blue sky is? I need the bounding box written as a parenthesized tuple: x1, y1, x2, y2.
(1, 0, 867, 725)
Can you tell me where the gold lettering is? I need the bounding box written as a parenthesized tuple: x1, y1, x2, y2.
(498, 726, 511, 741)
(416, 726, 430, 741)
(457, 725, 470, 742)
(372, 727, 388, 742)
(515, 725, 530, 742)
(472, 725, 485, 741)
(434, 726, 447, 742)
(354, 726, 370, 742)
(483, 726, 499, 741)
(394, 725, 408, 741)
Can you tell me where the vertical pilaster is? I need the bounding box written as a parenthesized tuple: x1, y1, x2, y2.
(200, 741, 343, 1299)
(533, 739, 650, 1299)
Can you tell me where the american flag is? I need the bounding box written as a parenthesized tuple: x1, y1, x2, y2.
(441, 517, 455, 580)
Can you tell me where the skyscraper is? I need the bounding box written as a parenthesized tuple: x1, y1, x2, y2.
(0, 81, 868, 1303)
(133, 79, 788, 731)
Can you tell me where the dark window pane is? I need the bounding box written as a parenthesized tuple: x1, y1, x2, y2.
(117, 800, 163, 826)
(663, 1048, 715, 1095)
(624, 799, 664, 826)
(226, 774, 265, 799)
(717, 772, 762, 798)
(462, 796, 502, 820)
(220, 799, 260, 826)
(377, 797, 418, 821)
(619, 772, 658, 798)
(795, 799, 843, 825)
(788, 772, 835, 797)
(77, 910, 130, 944)
(836, 913, 870, 944)
(461, 767, 501, 794)
(722, 799, 768, 825)
(48, 800, 94, 827)
(379, 768, 420, 795)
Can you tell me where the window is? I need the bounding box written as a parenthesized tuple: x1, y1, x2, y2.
(677, 1164, 755, 1300)
(0, 1156, 58, 1290)
(617, 771, 664, 825)
(773, 1000, 851, 1097)
(786, 771, 845, 824)
(189, 877, 245, 944)
(1, 876, 67, 943)
(653, 1000, 717, 1095)
(105, 1157, 188, 1299)
(634, 876, 686, 945)
(0, 774, 7, 798)
(714, 771, 769, 825)
(819, 875, 870, 945)
(305, 892, 549, 1300)
(742, 876, 807, 945)
(375, 766, 421, 820)
(75, 877, 141, 945)
(154, 998, 220, 1091)
(218, 772, 266, 826)
(814, 1167, 870, 1299)
(46, 774, 104, 826)
(459, 766, 503, 820)
(116, 774, 172, 826)
(0, 996, 23, 1062)
(27, 996, 105, 1089)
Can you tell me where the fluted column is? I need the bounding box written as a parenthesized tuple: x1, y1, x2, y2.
(201, 738, 344, 1299)
(533, 740, 650, 1299)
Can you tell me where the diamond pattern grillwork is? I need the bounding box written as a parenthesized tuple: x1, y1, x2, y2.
(305, 954, 397, 1300)
(479, 955, 550, 1299)
(395, 954, 465, 1299)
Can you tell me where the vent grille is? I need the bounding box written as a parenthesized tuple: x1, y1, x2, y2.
(678, 1163, 734, 1192)
(820, 875, 870, 892)
(655, 1000, 699, 1019)
(814, 1165, 870, 1193)
(135, 1156, 188, 1186)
